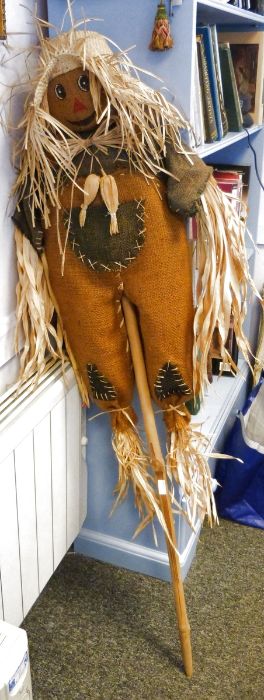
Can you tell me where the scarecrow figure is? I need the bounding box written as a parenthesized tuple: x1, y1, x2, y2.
(12, 25, 260, 534)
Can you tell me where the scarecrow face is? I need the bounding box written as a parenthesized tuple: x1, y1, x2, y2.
(47, 67, 99, 133)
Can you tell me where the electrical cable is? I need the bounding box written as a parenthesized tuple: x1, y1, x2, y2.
(243, 126, 264, 191)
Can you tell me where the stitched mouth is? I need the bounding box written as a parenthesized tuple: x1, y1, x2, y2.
(68, 113, 96, 127)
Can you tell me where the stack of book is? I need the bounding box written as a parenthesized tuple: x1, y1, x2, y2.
(194, 24, 264, 145)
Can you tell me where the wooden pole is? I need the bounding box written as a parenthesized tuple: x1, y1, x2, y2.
(122, 295, 193, 678)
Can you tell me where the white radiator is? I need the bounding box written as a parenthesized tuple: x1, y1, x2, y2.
(0, 361, 87, 626)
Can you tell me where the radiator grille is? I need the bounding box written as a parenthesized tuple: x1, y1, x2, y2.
(0, 361, 86, 625)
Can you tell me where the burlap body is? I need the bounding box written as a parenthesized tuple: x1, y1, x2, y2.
(44, 171, 194, 410)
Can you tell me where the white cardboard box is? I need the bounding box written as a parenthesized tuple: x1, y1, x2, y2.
(0, 621, 33, 699)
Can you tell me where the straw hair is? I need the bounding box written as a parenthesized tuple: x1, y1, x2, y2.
(13, 26, 190, 231)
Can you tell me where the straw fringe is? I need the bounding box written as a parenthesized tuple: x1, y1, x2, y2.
(15, 226, 65, 382)
(100, 173, 119, 234)
(111, 408, 176, 545)
(15, 227, 89, 404)
(165, 405, 218, 530)
(13, 26, 191, 232)
(193, 175, 264, 397)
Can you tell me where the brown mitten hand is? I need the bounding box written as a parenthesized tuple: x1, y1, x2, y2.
(165, 142, 212, 217)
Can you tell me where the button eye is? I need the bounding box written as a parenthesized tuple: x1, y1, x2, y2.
(55, 84, 66, 100)
(78, 74, 90, 92)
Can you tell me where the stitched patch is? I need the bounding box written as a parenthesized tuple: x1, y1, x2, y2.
(154, 362, 192, 400)
(87, 363, 117, 401)
(64, 199, 145, 272)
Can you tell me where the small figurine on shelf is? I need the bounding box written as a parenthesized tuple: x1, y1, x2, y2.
(149, 0, 173, 50)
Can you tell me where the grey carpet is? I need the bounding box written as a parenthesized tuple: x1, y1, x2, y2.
(23, 519, 264, 700)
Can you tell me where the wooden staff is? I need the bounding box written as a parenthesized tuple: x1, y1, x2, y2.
(122, 295, 193, 678)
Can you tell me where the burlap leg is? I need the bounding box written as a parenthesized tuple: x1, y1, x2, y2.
(44, 229, 134, 407)
(44, 229, 165, 531)
(120, 174, 217, 528)
(122, 191, 194, 407)
(43, 171, 215, 534)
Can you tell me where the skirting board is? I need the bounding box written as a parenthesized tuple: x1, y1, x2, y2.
(75, 520, 202, 582)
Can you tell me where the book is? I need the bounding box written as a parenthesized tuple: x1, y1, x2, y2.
(215, 164, 250, 220)
(250, 0, 264, 13)
(196, 35, 218, 143)
(213, 168, 244, 215)
(210, 26, 229, 137)
(218, 43, 243, 132)
(219, 31, 264, 125)
(197, 26, 224, 140)
(191, 39, 205, 147)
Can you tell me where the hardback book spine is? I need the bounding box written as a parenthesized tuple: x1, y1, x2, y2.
(218, 43, 243, 132)
(191, 40, 206, 147)
(196, 35, 218, 143)
(210, 25, 229, 137)
(197, 26, 223, 140)
(213, 169, 243, 215)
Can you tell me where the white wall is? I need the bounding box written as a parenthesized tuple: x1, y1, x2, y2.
(0, 0, 47, 394)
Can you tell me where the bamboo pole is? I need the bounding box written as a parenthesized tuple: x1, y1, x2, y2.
(122, 295, 193, 678)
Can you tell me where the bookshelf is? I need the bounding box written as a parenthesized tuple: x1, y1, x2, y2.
(176, 0, 264, 576)
(48, 0, 264, 581)
(197, 124, 260, 156)
(196, 0, 264, 27)
(192, 10, 263, 431)
(166, 0, 264, 446)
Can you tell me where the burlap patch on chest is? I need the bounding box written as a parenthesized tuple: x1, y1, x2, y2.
(64, 199, 145, 272)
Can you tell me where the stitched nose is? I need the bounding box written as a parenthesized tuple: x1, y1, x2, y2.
(73, 97, 86, 113)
